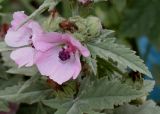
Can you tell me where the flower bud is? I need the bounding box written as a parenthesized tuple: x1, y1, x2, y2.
(86, 16, 102, 37)
(69, 16, 102, 41)
(69, 16, 87, 34)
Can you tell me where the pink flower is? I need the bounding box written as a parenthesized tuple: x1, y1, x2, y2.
(5, 11, 43, 67)
(35, 33, 90, 84)
(78, 0, 91, 4)
(5, 11, 90, 84)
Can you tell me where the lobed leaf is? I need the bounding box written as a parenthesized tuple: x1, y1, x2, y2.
(43, 78, 144, 114)
(87, 37, 152, 78)
(0, 99, 9, 112)
(0, 81, 52, 104)
(114, 100, 160, 114)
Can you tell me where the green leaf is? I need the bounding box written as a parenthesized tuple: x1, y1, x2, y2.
(87, 111, 106, 114)
(112, 0, 126, 12)
(119, 0, 160, 47)
(0, 99, 9, 112)
(78, 79, 143, 110)
(6, 66, 38, 76)
(0, 76, 23, 90)
(87, 38, 152, 77)
(43, 79, 143, 114)
(0, 64, 8, 79)
(17, 103, 55, 114)
(0, 81, 52, 104)
(86, 57, 97, 75)
(1, 51, 16, 67)
(94, 0, 108, 3)
(43, 99, 77, 114)
(114, 100, 160, 114)
(97, 57, 125, 78)
(36, 103, 47, 114)
(43, 98, 70, 109)
(1, 52, 35, 75)
(17, 75, 40, 94)
(141, 80, 155, 94)
(0, 0, 5, 3)
(0, 42, 13, 52)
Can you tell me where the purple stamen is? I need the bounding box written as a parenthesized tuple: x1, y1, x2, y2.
(31, 43, 35, 48)
(29, 35, 35, 48)
(59, 49, 70, 61)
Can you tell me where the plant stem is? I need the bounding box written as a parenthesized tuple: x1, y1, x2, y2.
(69, 0, 79, 16)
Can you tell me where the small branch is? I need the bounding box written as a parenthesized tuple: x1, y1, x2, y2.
(16, 0, 61, 30)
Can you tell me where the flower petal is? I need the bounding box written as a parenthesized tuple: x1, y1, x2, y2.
(10, 47, 35, 67)
(72, 52, 81, 79)
(5, 28, 31, 47)
(51, 53, 79, 84)
(28, 21, 44, 34)
(36, 47, 61, 76)
(78, 0, 88, 4)
(5, 11, 32, 47)
(33, 32, 62, 52)
(36, 47, 81, 84)
(11, 11, 28, 29)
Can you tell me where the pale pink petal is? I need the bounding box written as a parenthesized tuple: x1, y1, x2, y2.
(36, 47, 61, 76)
(50, 64, 75, 85)
(28, 21, 44, 34)
(50, 53, 78, 84)
(33, 32, 62, 52)
(10, 47, 35, 67)
(36, 48, 81, 84)
(11, 11, 28, 29)
(62, 33, 90, 57)
(5, 28, 31, 47)
(72, 52, 81, 79)
(78, 0, 90, 4)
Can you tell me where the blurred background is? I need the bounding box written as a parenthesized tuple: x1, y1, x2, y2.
(0, 0, 160, 103)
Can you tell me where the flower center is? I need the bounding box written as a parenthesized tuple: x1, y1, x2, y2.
(59, 48, 71, 61)
(29, 35, 35, 48)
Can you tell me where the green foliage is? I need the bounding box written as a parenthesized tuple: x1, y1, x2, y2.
(114, 100, 160, 114)
(6, 66, 38, 76)
(111, 0, 126, 12)
(87, 31, 151, 77)
(86, 57, 97, 75)
(119, 0, 160, 47)
(0, 99, 9, 112)
(94, 0, 108, 3)
(0, 0, 4, 3)
(43, 78, 144, 114)
(0, 0, 158, 113)
(0, 79, 53, 104)
(97, 57, 124, 78)
(36, 103, 48, 114)
(1, 51, 16, 67)
(17, 103, 55, 114)
(1, 51, 38, 76)
(0, 42, 13, 52)
(0, 64, 8, 79)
